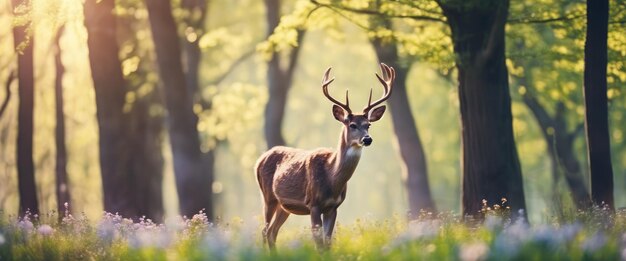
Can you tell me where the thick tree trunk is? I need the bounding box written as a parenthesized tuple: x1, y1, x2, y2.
(54, 26, 71, 217)
(12, 0, 39, 216)
(146, 0, 213, 218)
(263, 0, 304, 148)
(371, 38, 436, 216)
(440, 0, 526, 219)
(584, 0, 614, 210)
(84, 0, 134, 217)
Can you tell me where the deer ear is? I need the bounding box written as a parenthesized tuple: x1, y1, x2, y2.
(332, 104, 348, 122)
(367, 105, 386, 122)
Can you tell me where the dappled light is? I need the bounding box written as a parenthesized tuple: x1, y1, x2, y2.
(1, 0, 625, 259)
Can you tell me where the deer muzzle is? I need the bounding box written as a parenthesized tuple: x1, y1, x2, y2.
(362, 136, 372, 146)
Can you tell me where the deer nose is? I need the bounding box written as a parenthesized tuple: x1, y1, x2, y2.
(362, 136, 373, 146)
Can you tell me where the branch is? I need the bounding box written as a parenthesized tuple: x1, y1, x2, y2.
(0, 70, 15, 119)
(516, 74, 555, 138)
(508, 14, 585, 24)
(206, 48, 255, 86)
(310, 0, 446, 23)
(388, 0, 443, 17)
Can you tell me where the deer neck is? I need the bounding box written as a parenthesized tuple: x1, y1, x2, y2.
(330, 128, 362, 194)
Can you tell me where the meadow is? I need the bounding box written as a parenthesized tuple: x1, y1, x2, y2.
(1, 204, 624, 261)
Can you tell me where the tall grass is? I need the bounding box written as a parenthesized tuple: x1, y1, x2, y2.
(1, 205, 625, 260)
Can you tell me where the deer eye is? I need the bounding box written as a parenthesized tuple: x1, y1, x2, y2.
(364, 124, 371, 129)
(349, 123, 357, 129)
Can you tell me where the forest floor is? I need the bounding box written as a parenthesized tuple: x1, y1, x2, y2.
(0, 206, 624, 260)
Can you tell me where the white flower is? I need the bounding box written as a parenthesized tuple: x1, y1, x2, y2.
(18, 220, 34, 232)
(37, 225, 54, 236)
(459, 242, 489, 261)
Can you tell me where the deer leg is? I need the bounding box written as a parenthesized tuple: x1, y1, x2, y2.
(322, 208, 337, 246)
(310, 206, 325, 250)
(262, 200, 278, 246)
(267, 208, 290, 249)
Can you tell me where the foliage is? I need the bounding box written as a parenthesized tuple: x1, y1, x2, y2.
(3, 208, 626, 260)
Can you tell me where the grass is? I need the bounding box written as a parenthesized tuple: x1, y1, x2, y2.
(1, 205, 625, 261)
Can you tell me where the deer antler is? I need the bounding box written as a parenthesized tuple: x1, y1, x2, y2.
(363, 63, 395, 114)
(321, 67, 352, 114)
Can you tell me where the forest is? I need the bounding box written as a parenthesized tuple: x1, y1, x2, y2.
(1, 0, 626, 259)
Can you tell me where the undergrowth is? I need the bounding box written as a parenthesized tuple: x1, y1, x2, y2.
(0, 203, 624, 261)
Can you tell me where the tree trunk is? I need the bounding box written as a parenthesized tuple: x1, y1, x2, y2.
(439, 0, 527, 219)
(522, 93, 591, 208)
(85, 0, 168, 221)
(145, 0, 213, 218)
(54, 26, 71, 218)
(263, 0, 304, 148)
(371, 36, 436, 216)
(127, 96, 165, 222)
(181, 0, 216, 221)
(584, 0, 614, 210)
(12, 0, 39, 216)
(84, 0, 134, 217)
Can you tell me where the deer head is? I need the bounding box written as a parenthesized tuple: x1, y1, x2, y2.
(321, 63, 395, 148)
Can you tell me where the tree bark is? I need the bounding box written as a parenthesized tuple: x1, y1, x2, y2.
(86, 0, 166, 221)
(370, 33, 436, 215)
(181, 0, 216, 221)
(584, 0, 614, 210)
(84, 0, 134, 217)
(54, 26, 71, 218)
(439, 0, 526, 219)
(146, 0, 213, 218)
(127, 96, 165, 222)
(12, 0, 39, 216)
(263, 0, 305, 148)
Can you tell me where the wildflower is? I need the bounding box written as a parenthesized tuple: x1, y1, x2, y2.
(97, 219, 116, 243)
(484, 215, 503, 231)
(459, 242, 489, 261)
(37, 224, 54, 236)
(405, 219, 442, 240)
(492, 218, 529, 256)
(18, 219, 34, 232)
(581, 232, 607, 252)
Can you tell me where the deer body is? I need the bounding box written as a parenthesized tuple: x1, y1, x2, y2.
(256, 64, 395, 250)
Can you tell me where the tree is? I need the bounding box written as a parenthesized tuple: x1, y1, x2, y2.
(54, 26, 71, 217)
(263, 0, 305, 148)
(583, 0, 613, 210)
(504, 4, 592, 209)
(181, 0, 216, 220)
(437, 0, 526, 218)
(517, 77, 590, 209)
(12, 0, 39, 216)
(84, 0, 133, 217)
(145, 0, 213, 218)
(85, 0, 165, 221)
(369, 14, 437, 215)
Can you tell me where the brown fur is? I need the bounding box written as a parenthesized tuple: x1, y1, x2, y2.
(255, 64, 395, 250)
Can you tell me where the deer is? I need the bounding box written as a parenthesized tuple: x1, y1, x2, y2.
(255, 63, 395, 250)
